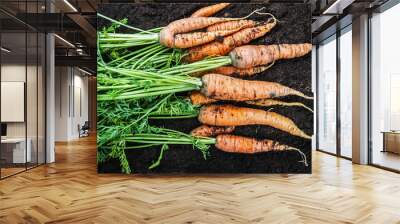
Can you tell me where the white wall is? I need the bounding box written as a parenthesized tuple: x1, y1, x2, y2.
(352, 14, 369, 164)
(1, 63, 46, 163)
(72, 73, 89, 138)
(46, 32, 56, 163)
(1, 64, 26, 138)
(55, 66, 70, 141)
(1, 64, 42, 138)
(54, 66, 89, 141)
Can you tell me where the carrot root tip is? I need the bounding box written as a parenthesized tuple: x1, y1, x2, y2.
(242, 7, 266, 20)
(289, 147, 308, 167)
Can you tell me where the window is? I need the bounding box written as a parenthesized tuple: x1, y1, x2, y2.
(339, 26, 352, 158)
(370, 3, 400, 171)
(317, 35, 337, 154)
(0, 1, 46, 179)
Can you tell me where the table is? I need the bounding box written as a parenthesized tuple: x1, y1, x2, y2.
(382, 131, 400, 154)
(1, 138, 32, 163)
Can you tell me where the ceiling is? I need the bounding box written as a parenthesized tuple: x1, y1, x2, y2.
(0, 0, 98, 72)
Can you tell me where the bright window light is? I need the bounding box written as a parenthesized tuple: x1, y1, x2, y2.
(1, 47, 11, 53)
(323, 0, 354, 15)
(63, 0, 78, 12)
(78, 67, 92, 76)
(323, 0, 341, 14)
(54, 34, 75, 48)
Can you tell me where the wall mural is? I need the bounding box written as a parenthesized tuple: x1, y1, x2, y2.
(97, 3, 312, 174)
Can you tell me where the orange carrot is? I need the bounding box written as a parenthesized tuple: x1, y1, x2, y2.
(246, 99, 313, 112)
(185, 18, 277, 62)
(212, 63, 273, 77)
(191, 3, 231, 18)
(189, 91, 314, 113)
(160, 8, 264, 48)
(229, 43, 312, 68)
(190, 91, 314, 111)
(215, 134, 308, 165)
(192, 61, 273, 77)
(189, 91, 218, 105)
(206, 19, 257, 32)
(160, 17, 232, 48)
(191, 125, 235, 137)
(198, 104, 311, 139)
(173, 28, 241, 49)
(190, 64, 270, 78)
(201, 73, 313, 101)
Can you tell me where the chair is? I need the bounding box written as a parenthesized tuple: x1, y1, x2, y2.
(79, 121, 90, 138)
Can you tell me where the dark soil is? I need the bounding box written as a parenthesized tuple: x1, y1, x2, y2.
(97, 2, 312, 174)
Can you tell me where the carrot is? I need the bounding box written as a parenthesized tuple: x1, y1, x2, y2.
(215, 134, 308, 165)
(229, 43, 312, 68)
(160, 8, 265, 48)
(191, 3, 231, 18)
(191, 125, 235, 137)
(201, 73, 313, 101)
(192, 61, 273, 78)
(190, 63, 271, 78)
(173, 28, 242, 49)
(246, 99, 313, 112)
(189, 91, 218, 105)
(198, 104, 311, 139)
(185, 18, 277, 62)
(190, 92, 314, 112)
(212, 63, 273, 77)
(160, 17, 232, 48)
(206, 19, 257, 32)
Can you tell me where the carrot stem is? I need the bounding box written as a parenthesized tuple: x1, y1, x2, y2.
(149, 114, 199, 119)
(97, 57, 234, 102)
(106, 44, 157, 66)
(98, 13, 159, 34)
(126, 127, 215, 160)
(98, 85, 198, 101)
(115, 44, 165, 68)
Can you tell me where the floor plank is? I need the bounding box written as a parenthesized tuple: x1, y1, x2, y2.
(1, 136, 400, 224)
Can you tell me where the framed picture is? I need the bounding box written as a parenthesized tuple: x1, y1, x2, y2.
(97, 2, 312, 174)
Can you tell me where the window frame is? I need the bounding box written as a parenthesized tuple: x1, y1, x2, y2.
(315, 23, 353, 161)
(0, 0, 48, 180)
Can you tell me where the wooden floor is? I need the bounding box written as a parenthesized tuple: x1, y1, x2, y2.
(1, 136, 400, 224)
(1, 167, 26, 178)
(1, 163, 43, 178)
